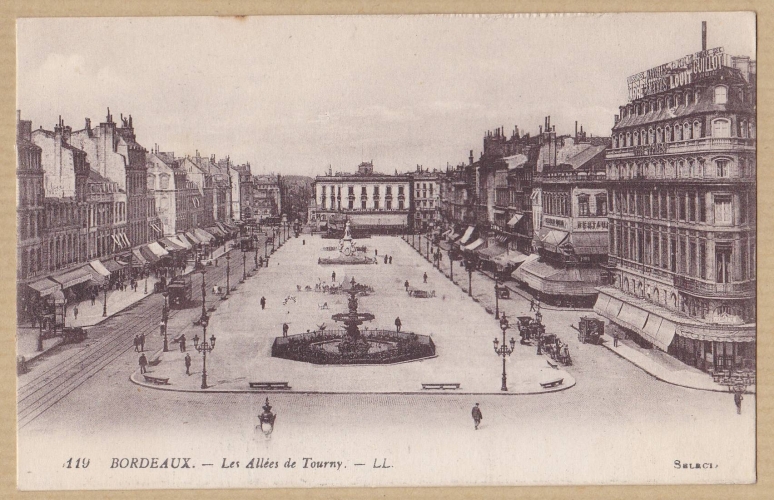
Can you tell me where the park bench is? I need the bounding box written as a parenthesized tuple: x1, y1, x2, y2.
(143, 375, 170, 385)
(546, 359, 558, 369)
(249, 382, 291, 390)
(421, 383, 461, 390)
(539, 378, 564, 389)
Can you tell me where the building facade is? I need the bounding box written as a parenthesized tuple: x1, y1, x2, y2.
(596, 47, 756, 373)
(311, 162, 411, 234)
(253, 174, 281, 220)
(410, 166, 441, 232)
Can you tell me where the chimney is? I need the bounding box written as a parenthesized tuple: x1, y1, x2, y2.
(85, 117, 91, 130)
(107, 107, 112, 122)
(702, 21, 707, 51)
(539, 125, 543, 134)
(469, 150, 474, 165)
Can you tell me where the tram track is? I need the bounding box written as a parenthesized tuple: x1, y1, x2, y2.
(17, 245, 252, 428)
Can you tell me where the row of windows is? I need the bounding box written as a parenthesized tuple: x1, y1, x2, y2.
(620, 85, 745, 119)
(608, 157, 752, 180)
(18, 178, 44, 208)
(611, 188, 753, 226)
(541, 193, 607, 217)
(613, 225, 754, 284)
(613, 117, 754, 148)
(321, 198, 406, 211)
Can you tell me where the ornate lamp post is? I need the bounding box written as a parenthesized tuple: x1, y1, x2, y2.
(426, 238, 430, 261)
(465, 254, 477, 297)
(199, 265, 207, 319)
(161, 291, 169, 352)
(192, 319, 216, 390)
(449, 249, 454, 281)
(254, 236, 259, 271)
(257, 397, 277, 437)
(241, 249, 247, 283)
(493, 314, 516, 392)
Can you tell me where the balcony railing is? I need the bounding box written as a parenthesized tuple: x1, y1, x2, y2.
(674, 275, 756, 297)
(607, 137, 756, 158)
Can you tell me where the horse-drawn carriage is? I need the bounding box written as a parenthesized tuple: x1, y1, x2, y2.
(576, 316, 604, 345)
(407, 288, 436, 298)
(516, 316, 544, 343)
(540, 333, 572, 366)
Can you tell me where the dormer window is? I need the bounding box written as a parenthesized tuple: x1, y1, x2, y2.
(714, 86, 728, 104)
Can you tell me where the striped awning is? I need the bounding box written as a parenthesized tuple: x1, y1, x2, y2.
(101, 259, 125, 273)
(458, 226, 475, 245)
(507, 214, 524, 227)
(159, 237, 186, 252)
(132, 249, 148, 265)
(51, 266, 93, 289)
(89, 260, 111, 277)
(464, 238, 485, 251)
(147, 242, 170, 257)
(194, 228, 214, 242)
(28, 277, 61, 297)
(185, 231, 202, 245)
(172, 235, 193, 250)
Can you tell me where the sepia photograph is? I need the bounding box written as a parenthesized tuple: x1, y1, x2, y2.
(14, 12, 756, 490)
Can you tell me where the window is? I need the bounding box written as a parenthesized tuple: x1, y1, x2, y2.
(670, 236, 677, 272)
(578, 195, 590, 216)
(714, 86, 728, 104)
(596, 194, 607, 216)
(688, 192, 696, 222)
(713, 119, 730, 138)
(348, 186, 354, 196)
(398, 200, 404, 210)
(361, 200, 367, 209)
(716, 246, 732, 283)
(741, 242, 748, 281)
(348, 199, 354, 209)
(361, 186, 367, 195)
(716, 159, 730, 177)
(714, 195, 732, 224)
(693, 121, 702, 139)
(386, 200, 392, 210)
(739, 191, 747, 224)
(373, 200, 379, 209)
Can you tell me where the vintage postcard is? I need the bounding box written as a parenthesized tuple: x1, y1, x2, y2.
(15, 12, 756, 490)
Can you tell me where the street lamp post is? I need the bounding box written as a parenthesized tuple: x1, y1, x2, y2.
(241, 250, 247, 283)
(493, 314, 516, 392)
(102, 284, 108, 317)
(264, 239, 269, 259)
(254, 238, 259, 271)
(193, 320, 216, 390)
(224, 252, 231, 298)
(161, 291, 169, 352)
(494, 277, 500, 319)
(449, 250, 454, 281)
(426, 238, 430, 261)
(200, 267, 207, 319)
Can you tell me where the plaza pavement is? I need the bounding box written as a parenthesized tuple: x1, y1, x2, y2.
(132, 234, 575, 394)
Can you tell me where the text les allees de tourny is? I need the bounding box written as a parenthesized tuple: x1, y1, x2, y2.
(104, 457, 393, 471)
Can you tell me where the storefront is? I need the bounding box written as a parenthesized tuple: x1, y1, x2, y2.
(512, 254, 601, 307)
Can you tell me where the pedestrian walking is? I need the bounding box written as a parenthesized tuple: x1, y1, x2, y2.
(529, 299, 535, 312)
(283, 323, 289, 337)
(735, 391, 744, 414)
(134, 335, 140, 352)
(179, 333, 187, 352)
(91, 293, 96, 306)
(613, 332, 620, 347)
(139, 353, 148, 374)
(389, 256, 392, 264)
(375, 249, 378, 256)
(384, 255, 388, 264)
(404, 280, 409, 292)
(395, 317, 402, 333)
(73, 305, 79, 320)
(423, 272, 428, 283)
(260, 296, 266, 310)
(184, 353, 191, 375)
(140, 333, 145, 352)
(332, 271, 336, 283)
(472, 403, 483, 430)
(303, 239, 306, 245)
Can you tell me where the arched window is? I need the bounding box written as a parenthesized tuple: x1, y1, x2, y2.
(626, 132, 631, 147)
(653, 289, 660, 303)
(656, 127, 663, 143)
(624, 278, 630, 293)
(712, 119, 731, 138)
(675, 123, 683, 141)
(667, 96, 673, 108)
(693, 120, 702, 139)
(684, 122, 692, 140)
(664, 125, 671, 142)
(714, 86, 728, 104)
(671, 293, 678, 308)
(648, 128, 654, 144)
(685, 91, 692, 106)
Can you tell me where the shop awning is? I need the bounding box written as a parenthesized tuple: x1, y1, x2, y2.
(159, 237, 186, 252)
(447, 232, 460, 242)
(194, 228, 214, 242)
(140, 245, 161, 263)
(441, 229, 452, 238)
(28, 277, 60, 297)
(89, 260, 111, 277)
(570, 232, 609, 255)
(185, 232, 202, 245)
(464, 238, 485, 251)
(51, 266, 93, 289)
(492, 251, 529, 268)
(150, 223, 164, 236)
(207, 226, 226, 237)
(458, 226, 475, 245)
(618, 303, 649, 331)
(512, 257, 601, 296)
(172, 235, 193, 250)
(507, 214, 524, 227)
(148, 241, 170, 257)
(541, 229, 569, 247)
(101, 259, 125, 273)
(121, 233, 131, 248)
(132, 249, 148, 265)
(478, 244, 506, 260)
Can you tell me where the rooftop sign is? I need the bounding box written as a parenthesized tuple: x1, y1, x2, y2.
(627, 47, 729, 101)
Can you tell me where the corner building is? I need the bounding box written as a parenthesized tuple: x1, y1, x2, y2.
(596, 48, 756, 373)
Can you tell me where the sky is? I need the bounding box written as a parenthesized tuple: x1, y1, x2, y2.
(17, 13, 755, 177)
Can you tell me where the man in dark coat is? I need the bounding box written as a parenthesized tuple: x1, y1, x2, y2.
(134, 335, 140, 352)
(260, 296, 266, 310)
(139, 353, 148, 374)
(395, 317, 402, 333)
(384, 255, 388, 264)
(331, 271, 336, 283)
(283, 323, 289, 337)
(184, 353, 192, 375)
(179, 333, 186, 352)
(472, 403, 482, 430)
(389, 256, 392, 264)
(404, 280, 410, 292)
(423, 272, 428, 283)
